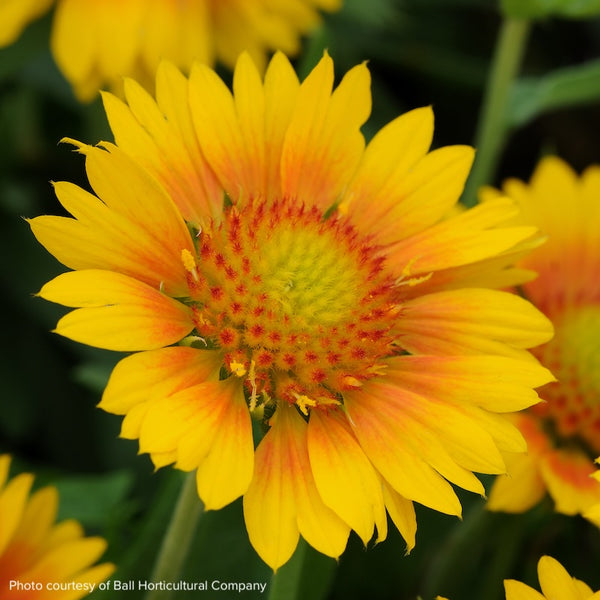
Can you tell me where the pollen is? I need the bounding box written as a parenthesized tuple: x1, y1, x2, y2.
(182, 198, 402, 414)
(181, 248, 199, 280)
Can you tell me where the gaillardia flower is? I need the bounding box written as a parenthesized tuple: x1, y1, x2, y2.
(486, 157, 600, 518)
(504, 556, 599, 600)
(0, 0, 341, 101)
(0, 455, 114, 599)
(30, 52, 554, 569)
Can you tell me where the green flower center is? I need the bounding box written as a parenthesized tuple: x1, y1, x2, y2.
(536, 305, 600, 451)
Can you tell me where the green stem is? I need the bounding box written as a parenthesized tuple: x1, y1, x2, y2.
(421, 503, 491, 599)
(144, 472, 203, 600)
(462, 17, 531, 207)
(268, 539, 310, 600)
(267, 538, 337, 600)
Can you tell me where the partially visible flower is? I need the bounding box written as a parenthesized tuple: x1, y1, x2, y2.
(504, 556, 598, 600)
(30, 52, 554, 569)
(0, 0, 52, 47)
(486, 157, 600, 518)
(0, 0, 341, 101)
(0, 455, 114, 599)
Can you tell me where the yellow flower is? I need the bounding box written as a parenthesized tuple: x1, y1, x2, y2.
(0, 0, 341, 101)
(486, 157, 600, 518)
(504, 556, 599, 600)
(30, 52, 554, 570)
(0, 455, 114, 599)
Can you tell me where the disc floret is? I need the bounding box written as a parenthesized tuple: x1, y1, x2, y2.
(181, 198, 400, 414)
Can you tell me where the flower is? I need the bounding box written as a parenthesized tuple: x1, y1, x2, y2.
(0, 0, 341, 102)
(504, 556, 598, 600)
(0, 455, 114, 599)
(486, 157, 600, 518)
(30, 52, 554, 570)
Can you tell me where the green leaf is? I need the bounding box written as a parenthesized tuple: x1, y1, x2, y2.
(54, 471, 133, 528)
(501, 0, 600, 19)
(507, 59, 600, 127)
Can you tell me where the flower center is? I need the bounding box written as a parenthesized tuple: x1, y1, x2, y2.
(533, 305, 600, 452)
(182, 199, 399, 412)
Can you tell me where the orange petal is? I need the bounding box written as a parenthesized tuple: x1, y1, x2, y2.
(539, 448, 600, 515)
(384, 355, 551, 413)
(344, 386, 462, 515)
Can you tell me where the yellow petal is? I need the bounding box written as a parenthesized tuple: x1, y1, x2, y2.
(232, 51, 267, 193)
(11, 486, 58, 549)
(30, 177, 191, 296)
(72, 143, 193, 262)
(40, 520, 84, 553)
(22, 537, 108, 581)
(538, 556, 582, 600)
(263, 52, 300, 198)
(307, 409, 386, 545)
(504, 580, 546, 600)
(344, 387, 462, 516)
(243, 404, 349, 570)
(189, 61, 250, 200)
(396, 288, 554, 356)
(0, 472, 34, 556)
(487, 452, 546, 513)
(51, 0, 97, 93)
(388, 197, 538, 275)
(281, 54, 370, 210)
(100, 347, 222, 415)
(195, 379, 254, 510)
(0, 0, 52, 47)
(0, 454, 10, 490)
(39, 270, 193, 351)
(381, 481, 417, 553)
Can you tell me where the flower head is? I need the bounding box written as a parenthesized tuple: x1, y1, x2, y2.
(486, 157, 600, 517)
(0, 455, 114, 599)
(0, 0, 341, 101)
(504, 556, 598, 600)
(30, 52, 554, 569)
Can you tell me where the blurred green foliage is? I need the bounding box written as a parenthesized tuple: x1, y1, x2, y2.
(501, 0, 600, 19)
(2, 0, 600, 598)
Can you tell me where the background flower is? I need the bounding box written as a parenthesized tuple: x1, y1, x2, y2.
(486, 157, 600, 519)
(0, 0, 341, 101)
(0, 455, 114, 599)
(504, 555, 599, 600)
